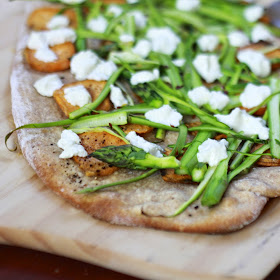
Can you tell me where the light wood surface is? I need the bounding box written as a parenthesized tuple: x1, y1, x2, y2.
(1, 1, 280, 280)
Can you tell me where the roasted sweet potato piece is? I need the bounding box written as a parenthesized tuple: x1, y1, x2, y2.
(120, 124, 154, 135)
(251, 144, 280, 167)
(241, 42, 280, 70)
(24, 42, 75, 72)
(160, 149, 193, 184)
(73, 131, 126, 177)
(53, 80, 112, 117)
(240, 106, 266, 116)
(186, 121, 202, 136)
(27, 7, 77, 30)
(161, 168, 193, 184)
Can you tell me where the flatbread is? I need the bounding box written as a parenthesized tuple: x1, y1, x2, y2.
(10, 4, 280, 233)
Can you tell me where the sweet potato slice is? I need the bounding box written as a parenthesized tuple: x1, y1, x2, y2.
(53, 80, 112, 117)
(120, 124, 154, 135)
(73, 131, 127, 177)
(240, 106, 266, 116)
(27, 7, 77, 30)
(161, 168, 193, 184)
(24, 42, 75, 72)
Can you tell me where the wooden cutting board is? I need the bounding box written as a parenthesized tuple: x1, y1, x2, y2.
(1, 1, 280, 280)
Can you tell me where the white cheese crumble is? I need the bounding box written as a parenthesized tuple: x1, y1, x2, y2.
(145, 105, 183, 127)
(188, 86, 210, 107)
(107, 5, 123, 17)
(45, 28, 76, 46)
(57, 130, 88, 159)
(28, 28, 76, 49)
(60, 0, 85, 3)
(251, 24, 274, 43)
(244, 5, 264, 22)
(172, 58, 186, 67)
(87, 61, 117, 81)
(209, 91, 230, 111)
(237, 49, 271, 78)
(130, 69, 159, 85)
(240, 83, 271, 109)
(34, 47, 57, 62)
(215, 108, 269, 140)
(33, 74, 63, 97)
(197, 34, 219, 52)
(70, 50, 100, 80)
(146, 27, 181, 55)
(176, 0, 200, 11)
(197, 139, 229, 167)
(64, 85, 92, 107)
(87, 16, 108, 33)
(129, 11, 147, 29)
(188, 87, 229, 110)
(27, 32, 48, 50)
(120, 33, 135, 43)
(47, 15, 70, 30)
(110, 85, 128, 108)
(132, 39, 152, 58)
(125, 131, 163, 158)
(193, 54, 222, 83)
(228, 31, 250, 47)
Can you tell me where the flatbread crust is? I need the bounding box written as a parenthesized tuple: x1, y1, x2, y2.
(10, 4, 280, 233)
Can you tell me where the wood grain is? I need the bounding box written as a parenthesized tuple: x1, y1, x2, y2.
(1, 1, 280, 280)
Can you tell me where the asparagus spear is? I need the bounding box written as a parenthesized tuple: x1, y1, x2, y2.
(90, 145, 180, 170)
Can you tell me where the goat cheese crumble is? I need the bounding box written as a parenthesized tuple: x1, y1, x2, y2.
(60, 0, 85, 3)
(145, 105, 183, 127)
(197, 139, 229, 167)
(193, 54, 222, 83)
(107, 5, 123, 17)
(188, 86, 210, 107)
(172, 58, 186, 67)
(64, 85, 92, 107)
(176, 0, 200, 11)
(237, 49, 271, 78)
(228, 31, 250, 47)
(215, 108, 269, 140)
(130, 69, 159, 85)
(87, 61, 117, 81)
(132, 39, 152, 58)
(47, 15, 70, 29)
(197, 34, 219, 52)
(57, 130, 88, 159)
(244, 5, 264, 22)
(240, 83, 271, 109)
(120, 34, 135, 43)
(34, 47, 57, 62)
(129, 11, 147, 28)
(125, 131, 164, 158)
(110, 85, 128, 108)
(209, 91, 230, 110)
(45, 28, 76, 46)
(87, 16, 108, 33)
(188, 87, 229, 110)
(251, 24, 274, 43)
(146, 27, 181, 55)
(33, 74, 63, 97)
(70, 50, 100, 80)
